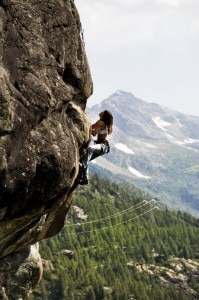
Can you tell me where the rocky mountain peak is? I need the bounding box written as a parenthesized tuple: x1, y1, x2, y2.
(88, 90, 199, 216)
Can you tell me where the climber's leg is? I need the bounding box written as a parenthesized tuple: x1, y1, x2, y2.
(79, 144, 102, 185)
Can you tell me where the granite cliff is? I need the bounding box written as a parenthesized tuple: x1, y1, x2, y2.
(0, 0, 92, 298)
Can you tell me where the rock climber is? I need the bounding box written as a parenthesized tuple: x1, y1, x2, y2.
(79, 110, 113, 185)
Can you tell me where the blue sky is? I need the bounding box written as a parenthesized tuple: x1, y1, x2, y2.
(75, 0, 199, 116)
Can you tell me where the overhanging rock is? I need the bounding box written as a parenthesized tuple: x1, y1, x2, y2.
(0, 0, 93, 297)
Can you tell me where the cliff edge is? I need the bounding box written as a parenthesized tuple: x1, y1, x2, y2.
(0, 0, 93, 298)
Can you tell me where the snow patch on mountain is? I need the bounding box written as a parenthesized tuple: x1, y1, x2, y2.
(184, 138, 199, 144)
(144, 143, 157, 149)
(166, 133, 175, 140)
(128, 167, 151, 179)
(115, 143, 134, 154)
(175, 138, 199, 146)
(152, 117, 170, 131)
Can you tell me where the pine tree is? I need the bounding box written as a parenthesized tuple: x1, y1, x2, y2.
(39, 279, 48, 300)
(86, 286, 96, 300)
(34, 175, 199, 300)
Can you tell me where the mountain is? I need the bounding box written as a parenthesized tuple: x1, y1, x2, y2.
(87, 91, 199, 216)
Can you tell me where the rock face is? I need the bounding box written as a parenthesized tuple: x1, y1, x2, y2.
(0, 0, 93, 297)
(128, 257, 199, 298)
(0, 244, 43, 300)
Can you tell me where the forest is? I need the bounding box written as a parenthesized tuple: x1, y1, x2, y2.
(32, 175, 199, 300)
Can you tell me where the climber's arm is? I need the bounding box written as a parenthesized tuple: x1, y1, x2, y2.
(91, 120, 103, 136)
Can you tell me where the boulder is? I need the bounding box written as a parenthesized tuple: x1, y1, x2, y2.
(0, 0, 93, 297)
(0, 244, 43, 300)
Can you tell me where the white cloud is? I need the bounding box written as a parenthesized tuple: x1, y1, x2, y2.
(191, 21, 199, 35)
(75, 0, 199, 116)
(77, 0, 199, 55)
(156, 0, 179, 7)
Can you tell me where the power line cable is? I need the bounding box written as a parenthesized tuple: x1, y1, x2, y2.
(65, 200, 154, 227)
(59, 206, 158, 236)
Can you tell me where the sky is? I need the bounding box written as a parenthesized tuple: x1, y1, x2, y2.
(75, 0, 199, 116)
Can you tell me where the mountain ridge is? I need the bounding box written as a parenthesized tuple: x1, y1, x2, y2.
(87, 90, 199, 216)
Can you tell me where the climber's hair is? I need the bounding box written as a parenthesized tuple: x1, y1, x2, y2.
(101, 110, 113, 134)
